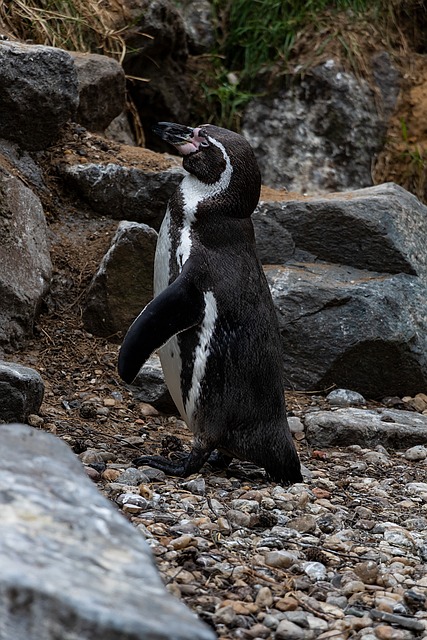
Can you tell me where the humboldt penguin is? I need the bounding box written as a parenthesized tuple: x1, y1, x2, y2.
(118, 122, 302, 484)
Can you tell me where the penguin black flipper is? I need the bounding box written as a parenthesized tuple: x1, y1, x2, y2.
(118, 268, 204, 384)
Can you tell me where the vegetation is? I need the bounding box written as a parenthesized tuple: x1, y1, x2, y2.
(0, 0, 127, 61)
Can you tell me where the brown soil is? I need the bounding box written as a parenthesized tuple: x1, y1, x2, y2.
(373, 54, 427, 202)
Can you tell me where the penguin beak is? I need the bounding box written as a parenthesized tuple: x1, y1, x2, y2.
(152, 121, 203, 155)
(152, 122, 194, 145)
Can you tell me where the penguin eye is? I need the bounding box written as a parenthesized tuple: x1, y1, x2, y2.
(200, 140, 209, 148)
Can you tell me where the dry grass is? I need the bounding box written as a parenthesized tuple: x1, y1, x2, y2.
(0, 0, 129, 62)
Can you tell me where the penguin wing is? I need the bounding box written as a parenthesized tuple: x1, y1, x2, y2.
(118, 270, 204, 384)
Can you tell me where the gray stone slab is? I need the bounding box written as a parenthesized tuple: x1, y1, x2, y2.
(0, 423, 216, 640)
(305, 408, 427, 449)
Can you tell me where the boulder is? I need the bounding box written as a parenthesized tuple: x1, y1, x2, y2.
(254, 183, 427, 278)
(82, 222, 157, 338)
(62, 160, 185, 225)
(0, 423, 215, 640)
(0, 362, 44, 423)
(0, 41, 78, 150)
(70, 51, 126, 132)
(0, 166, 52, 351)
(242, 58, 399, 193)
(266, 263, 427, 397)
(305, 408, 427, 449)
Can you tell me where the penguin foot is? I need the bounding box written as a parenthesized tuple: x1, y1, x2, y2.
(133, 446, 213, 477)
(206, 451, 233, 469)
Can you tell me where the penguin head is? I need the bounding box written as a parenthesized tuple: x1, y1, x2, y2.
(152, 122, 261, 218)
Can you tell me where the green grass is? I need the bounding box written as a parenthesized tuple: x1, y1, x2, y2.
(213, 0, 384, 80)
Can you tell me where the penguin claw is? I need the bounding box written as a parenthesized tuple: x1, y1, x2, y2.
(132, 450, 212, 478)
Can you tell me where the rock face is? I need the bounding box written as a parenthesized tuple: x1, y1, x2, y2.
(82, 222, 157, 338)
(0, 166, 52, 351)
(63, 161, 185, 225)
(266, 263, 427, 397)
(0, 423, 215, 640)
(120, 0, 191, 150)
(243, 58, 399, 194)
(254, 183, 427, 277)
(70, 51, 126, 132)
(0, 41, 78, 150)
(0, 362, 44, 423)
(251, 182, 427, 397)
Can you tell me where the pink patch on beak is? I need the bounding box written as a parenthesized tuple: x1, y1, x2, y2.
(175, 128, 206, 155)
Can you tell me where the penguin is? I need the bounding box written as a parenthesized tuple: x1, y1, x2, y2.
(118, 122, 302, 484)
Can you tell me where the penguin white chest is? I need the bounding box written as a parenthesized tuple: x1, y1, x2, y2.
(153, 140, 232, 427)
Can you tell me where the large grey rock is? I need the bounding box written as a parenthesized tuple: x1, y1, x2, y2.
(63, 161, 185, 225)
(266, 263, 427, 397)
(305, 408, 427, 449)
(70, 51, 126, 132)
(82, 222, 157, 338)
(0, 362, 44, 423)
(0, 41, 78, 150)
(0, 423, 215, 640)
(0, 167, 52, 351)
(254, 184, 427, 277)
(243, 59, 397, 194)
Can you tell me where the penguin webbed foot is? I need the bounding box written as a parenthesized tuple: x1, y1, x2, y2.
(133, 443, 214, 477)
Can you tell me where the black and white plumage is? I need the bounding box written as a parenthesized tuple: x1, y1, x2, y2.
(118, 122, 302, 484)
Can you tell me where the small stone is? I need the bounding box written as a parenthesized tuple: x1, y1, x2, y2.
(102, 468, 121, 482)
(138, 402, 159, 416)
(27, 414, 44, 427)
(255, 586, 273, 608)
(213, 605, 238, 626)
(79, 449, 105, 464)
(84, 466, 100, 481)
(245, 622, 271, 638)
(327, 388, 366, 407)
(341, 580, 366, 596)
(115, 468, 150, 486)
(275, 596, 299, 611)
(287, 514, 317, 533)
(275, 618, 308, 639)
(103, 398, 116, 407)
(183, 477, 206, 495)
(170, 534, 195, 550)
(227, 509, 251, 528)
(404, 445, 427, 461)
(116, 493, 149, 513)
(374, 624, 416, 639)
(288, 416, 305, 433)
(303, 561, 327, 581)
(264, 550, 298, 569)
(354, 560, 379, 584)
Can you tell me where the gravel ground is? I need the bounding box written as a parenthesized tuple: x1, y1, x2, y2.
(17, 208, 427, 640)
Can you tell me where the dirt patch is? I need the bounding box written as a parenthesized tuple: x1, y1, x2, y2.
(373, 54, 427, 202)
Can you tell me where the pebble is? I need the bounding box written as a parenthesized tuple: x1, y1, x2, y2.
(404, 445, 427, 461)
(264, 550, 298, 569)
(95, 406, 427, 640)
(275, 618, 312, 639)
(255, 586, 273, 608)
(326, 388, 366, 407)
